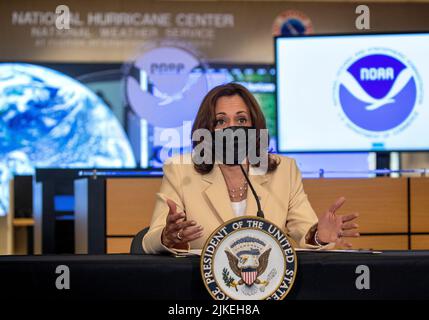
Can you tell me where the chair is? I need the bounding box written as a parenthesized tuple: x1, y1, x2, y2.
(130, 227, 149, 254)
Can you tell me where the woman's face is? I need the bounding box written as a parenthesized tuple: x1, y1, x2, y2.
(214, 95, 253, 130)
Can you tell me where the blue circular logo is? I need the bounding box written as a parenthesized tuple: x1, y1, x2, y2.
(272, 10, 313, 36)
(337, 53, 418, 132)
(126, 47, 208, 128)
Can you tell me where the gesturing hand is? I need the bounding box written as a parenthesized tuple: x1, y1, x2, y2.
(317, 197, 360, 248)
(161, 199, 204, 249)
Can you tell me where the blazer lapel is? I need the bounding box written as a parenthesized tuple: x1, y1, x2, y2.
(203, 165, 235, 222)
(245, 169, 270, 217)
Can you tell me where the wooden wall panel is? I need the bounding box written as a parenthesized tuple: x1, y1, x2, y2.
(107, 237, 133, 254)
(106, 178, 162, 236)
(303, 178, 408, 234)
(411, 235, 429, 250)
(102, 177, 429, 252)
(410, 178, 429, 233)
(344, 235, 408, 250)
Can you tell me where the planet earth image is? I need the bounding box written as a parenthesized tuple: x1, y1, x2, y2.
(0, 63, 136, 214)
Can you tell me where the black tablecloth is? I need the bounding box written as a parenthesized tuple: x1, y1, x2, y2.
(1, 251, 429, 300)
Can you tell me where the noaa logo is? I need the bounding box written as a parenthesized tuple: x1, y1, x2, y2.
(126, 46, 208, 127)
(272, 10, 313, 36)
(201, 217, 297, 300)
(335, 50, 422, 132)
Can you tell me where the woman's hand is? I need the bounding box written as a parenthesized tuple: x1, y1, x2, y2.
(161, 199, 204, 249)
(317, 197, 360, 248)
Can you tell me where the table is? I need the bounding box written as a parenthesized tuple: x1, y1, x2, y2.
(1, 251, 428, 300)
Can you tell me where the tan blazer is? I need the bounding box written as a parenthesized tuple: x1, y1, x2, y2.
(142, 154, 321, 254)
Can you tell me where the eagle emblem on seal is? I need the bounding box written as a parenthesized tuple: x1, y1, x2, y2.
(223, 236, 276, 295)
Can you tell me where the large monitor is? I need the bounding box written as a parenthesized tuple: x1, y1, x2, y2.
(140, 64, 277, 168)
(0, 61, 276, 215)
(276, 32, 429, 153)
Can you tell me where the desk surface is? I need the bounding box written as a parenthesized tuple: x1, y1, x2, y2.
(1, 251, 428, 300)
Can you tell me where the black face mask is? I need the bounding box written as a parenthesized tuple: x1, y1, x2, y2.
(212, 126, 257, 166)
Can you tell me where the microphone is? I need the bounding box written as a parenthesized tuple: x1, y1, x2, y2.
(239, 164, 264, 219)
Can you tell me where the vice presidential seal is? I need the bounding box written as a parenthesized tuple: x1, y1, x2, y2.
(201, 217, 297, 300)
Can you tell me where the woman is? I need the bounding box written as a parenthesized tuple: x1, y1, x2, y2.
(142, 83, 359, 254)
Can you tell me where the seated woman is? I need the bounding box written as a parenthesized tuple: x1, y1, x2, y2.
(143, 83, 359, 254)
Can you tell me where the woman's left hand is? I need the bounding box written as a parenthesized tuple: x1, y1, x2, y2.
(317, 197, 360, 248)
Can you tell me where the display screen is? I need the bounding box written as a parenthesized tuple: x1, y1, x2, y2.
(141, 64, 277, 168)
(276, 32, 429, 152)
(0, 61, 276, 215)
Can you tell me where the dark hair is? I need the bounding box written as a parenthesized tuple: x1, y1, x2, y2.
(191, 82, 280, 174)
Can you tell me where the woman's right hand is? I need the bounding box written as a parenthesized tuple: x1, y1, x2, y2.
(161, 199, 204, 249)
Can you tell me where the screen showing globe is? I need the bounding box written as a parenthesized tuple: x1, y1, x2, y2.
(0, 61, 277, 215)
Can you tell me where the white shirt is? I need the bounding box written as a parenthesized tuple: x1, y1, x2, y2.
(231, 199, 247, 217)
